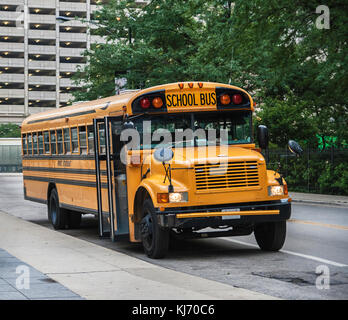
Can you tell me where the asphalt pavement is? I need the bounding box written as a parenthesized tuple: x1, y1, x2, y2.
(0, 175, 347, 300)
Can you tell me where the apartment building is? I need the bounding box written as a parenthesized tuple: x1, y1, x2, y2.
(0, 0, 148, 124)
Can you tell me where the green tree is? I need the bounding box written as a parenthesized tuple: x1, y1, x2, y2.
(0, 123, 21, 138)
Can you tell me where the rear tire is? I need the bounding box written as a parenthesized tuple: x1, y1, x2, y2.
(140, 198, 169, 259)
(254, 221, 286, 251)
(48, 188, 66, 230)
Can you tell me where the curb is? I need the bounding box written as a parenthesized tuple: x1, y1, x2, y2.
(292, 199, 348, 207)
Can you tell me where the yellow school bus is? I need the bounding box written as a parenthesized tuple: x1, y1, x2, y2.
(21, 81, 294, 258)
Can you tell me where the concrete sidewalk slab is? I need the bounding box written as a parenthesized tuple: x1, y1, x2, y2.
(0, 210, 276, 300)
(0, 249, 82, 300)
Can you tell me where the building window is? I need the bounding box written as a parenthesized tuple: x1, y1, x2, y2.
(64, 128, 71, 154)
(44, 131, 50, 154)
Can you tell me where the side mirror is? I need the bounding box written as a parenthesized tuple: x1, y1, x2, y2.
(257, 125, 269, 149)
(288, 140, 303, 156)
(122, 120, 135, 130)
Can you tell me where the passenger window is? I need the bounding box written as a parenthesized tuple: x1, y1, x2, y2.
(44, 131, 50, 154)
(50, 130, 57, 155)
(98, 123, 106, 155)
(27, 133, 32, 155)
(79, 126, 87, 154)
(64, 128, 71, 154)
(87, 125, 94, 155)
(38, 132, 44, 154)
(57, 129, 63, 154)
(22, 134, 27, 155)
(32, 133, 38, 155)
(71, 127, 79, 153)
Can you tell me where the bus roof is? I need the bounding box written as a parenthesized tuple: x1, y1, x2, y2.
(21, 82, 252, 131)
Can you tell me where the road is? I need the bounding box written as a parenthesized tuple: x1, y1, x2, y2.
(1, 175, 348, 299)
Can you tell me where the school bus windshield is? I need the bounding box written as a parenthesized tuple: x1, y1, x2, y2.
(133, 111, 252, 149)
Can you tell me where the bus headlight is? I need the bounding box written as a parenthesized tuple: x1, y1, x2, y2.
(268, 185, 284, 196)
(169, 192, 188, 203)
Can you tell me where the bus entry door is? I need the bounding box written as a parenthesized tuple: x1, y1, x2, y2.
(93, 116, 129, 241)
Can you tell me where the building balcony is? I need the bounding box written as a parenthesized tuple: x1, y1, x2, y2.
(59, 62, 85, 72)
(59, 2, 87, 12)
(28, 60, 56, 70)
(29, 90, 56, 100)
(1, 43, 25, 52)
(0, 58, 24, 68)
(28, 44, 56, 55)
(28, 0, 56, 8)
(28, 29, 56, 39)
(0, 89, 24, 98)
(28, 75, 56, 86)
(60, 92, 73, 102)
(0, 27, 24, 37)
(59, 32, 87, 42)
(59, 47, 85, 57)
(0, 73, 24, 83)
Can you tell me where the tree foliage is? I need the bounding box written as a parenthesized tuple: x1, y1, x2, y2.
(71, 0, 347, 148)
(0, 123, 21, 138)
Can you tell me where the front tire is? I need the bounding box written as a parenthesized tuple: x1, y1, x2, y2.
(254, 221, 286, 251)
(48, 188, 66, 230)
(140, 198, 169, 259)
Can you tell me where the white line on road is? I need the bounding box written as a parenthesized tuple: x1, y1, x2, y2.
(221, 238, 348, 268)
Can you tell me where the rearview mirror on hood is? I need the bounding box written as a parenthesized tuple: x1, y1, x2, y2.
(257, 125, 269, 150)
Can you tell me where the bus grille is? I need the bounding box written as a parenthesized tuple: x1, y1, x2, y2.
(194, 161, 259, 191)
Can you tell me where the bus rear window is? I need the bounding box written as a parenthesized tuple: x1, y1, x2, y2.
(50, 131, 57, 155)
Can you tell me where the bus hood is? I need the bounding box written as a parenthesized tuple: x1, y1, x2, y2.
(170, 145, 265, 166)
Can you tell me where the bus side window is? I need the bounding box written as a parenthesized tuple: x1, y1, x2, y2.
(33, 133, 38, 155)
(38, 132, 44, 154)
(64, 128, 71, 154)
(27, 133, 32, 155)
(79, 126, 87, 154)
(22, 134, 27, 155)
(50, 130, 57, 155)
(44, 131, 50, 154)
(87, 125, 94, 155)
(98, 123, 106, 155)
(57, 129, 63, 154)
(71, 127, 79, 153)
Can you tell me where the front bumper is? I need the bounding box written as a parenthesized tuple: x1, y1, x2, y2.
(156, 199, 291, 228)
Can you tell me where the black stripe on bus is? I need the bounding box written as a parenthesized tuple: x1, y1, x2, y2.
(24, 195, 47, 205)
(22, 166, 107, 176)
(60, 202, 111, 217)
(27, 109, 97, 124)
(23, 175, 108, 189)
(22, 154, 95, 160)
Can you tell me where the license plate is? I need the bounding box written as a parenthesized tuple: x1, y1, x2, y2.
(166, 89, 217, 110)
(221, 208, 240, 220)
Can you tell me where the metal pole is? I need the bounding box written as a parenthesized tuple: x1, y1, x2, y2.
(105, 117, 115, 241)
(93, 119, 103, 237)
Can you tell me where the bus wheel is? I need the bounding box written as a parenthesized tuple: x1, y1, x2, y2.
(67, 212, 82, 229)
(140, 198, 169, 259)
(254, 221, 286, 251)
(48, 189, 66, 230)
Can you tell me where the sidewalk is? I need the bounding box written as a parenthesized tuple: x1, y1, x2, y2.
(290, 192, 348, 207)
(0, 249, 82, 300)
(0, 210, 275, 300)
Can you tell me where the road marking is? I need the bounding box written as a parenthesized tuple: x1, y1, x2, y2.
(288, 219, 348, 230)
(221, 238, 348, 267)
